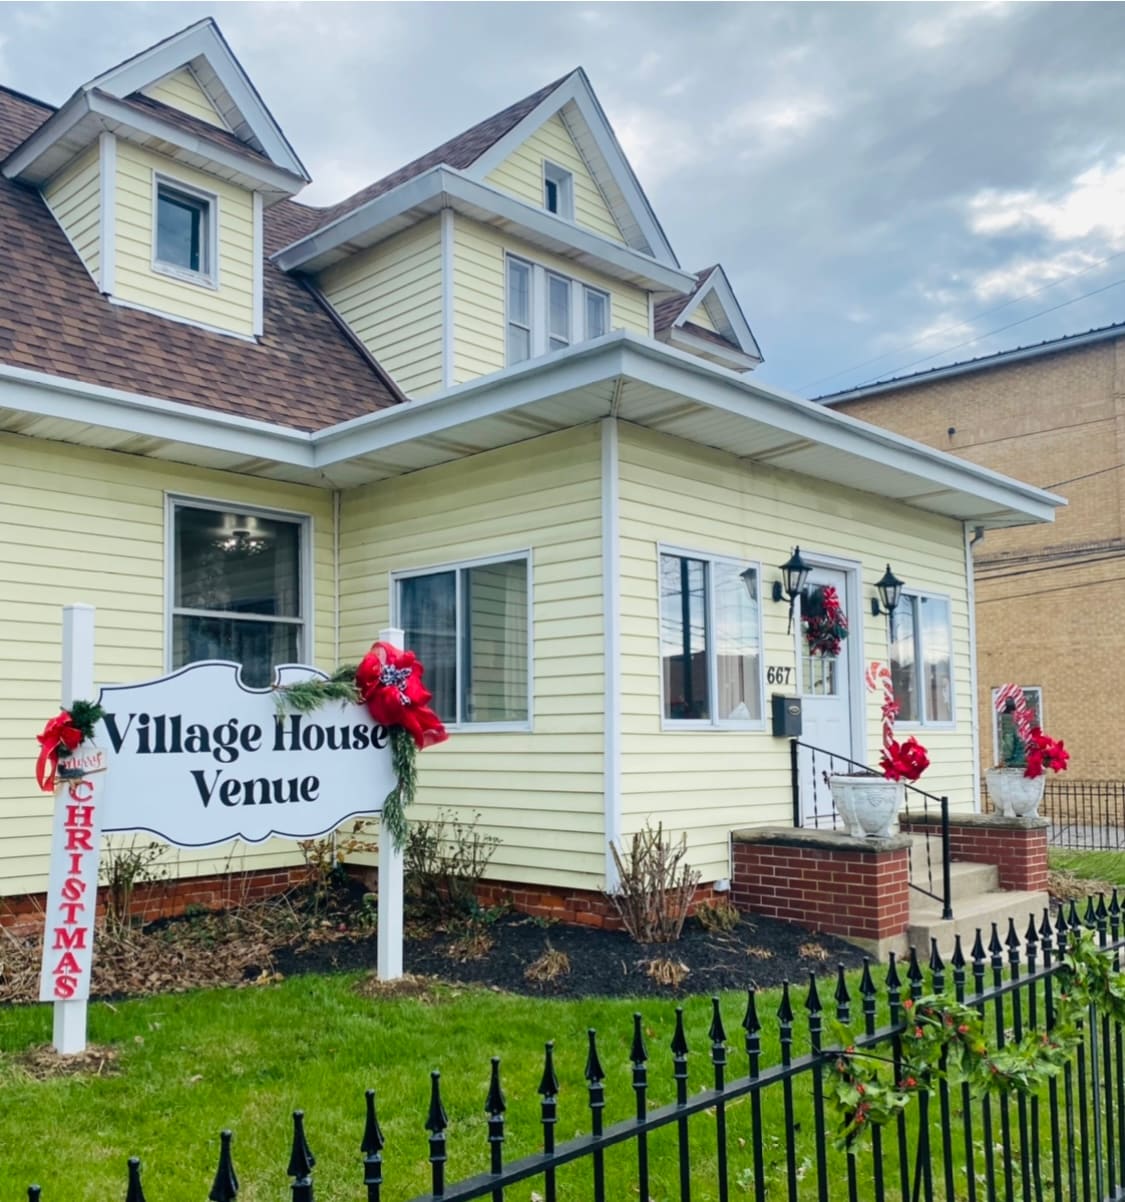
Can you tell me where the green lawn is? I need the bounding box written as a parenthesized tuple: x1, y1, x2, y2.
(0, 965, 1080, 1202)
(1049, 847, 1125, 886)
(1, 974, 822, 1202)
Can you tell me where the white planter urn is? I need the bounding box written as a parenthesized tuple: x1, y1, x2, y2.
(986, 768, 1045, 819)
(828, 774, 905, 839)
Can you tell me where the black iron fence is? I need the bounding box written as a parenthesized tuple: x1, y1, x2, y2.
(26, 905, 1125, 1202)
(790, 739, 952, 916)
(982, 778, 1125, 852)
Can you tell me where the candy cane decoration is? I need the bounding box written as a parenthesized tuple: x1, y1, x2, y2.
(994, 683, 1033, 741)
(865, 660, 897, 751)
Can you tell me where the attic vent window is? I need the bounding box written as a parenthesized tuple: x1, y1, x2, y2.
(543, 162, 574, 220)
(154, 177, 217, 287)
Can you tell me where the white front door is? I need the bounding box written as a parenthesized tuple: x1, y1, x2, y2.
(797, 566, 856, 827)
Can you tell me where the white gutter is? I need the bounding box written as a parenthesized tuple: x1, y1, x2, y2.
(271, 166, 695, 292)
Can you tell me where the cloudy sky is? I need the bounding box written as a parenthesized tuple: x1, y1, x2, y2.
(3, 1, 1124, 395)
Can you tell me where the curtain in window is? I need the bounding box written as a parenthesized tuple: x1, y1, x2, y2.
(399, 571, 457, 722)
(713, 562, 762, 720)
(464, 561, 527, 722)
(921, 597, 953, 722)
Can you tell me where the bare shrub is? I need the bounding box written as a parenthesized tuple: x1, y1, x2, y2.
(524, 941, 571, 983)
(100, 838, 169, 931)
(798, 941, 830, 961)
(746, 946, 775, 961)
(405, 810, 500, 921)
(642, 957, 690, 987)
(696, 898, 740, 932)
(605, 822, 701, 944)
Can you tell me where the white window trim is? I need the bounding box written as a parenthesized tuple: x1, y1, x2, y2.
(990, 685, 1044, 765)
(152, 171, 220, 290)
(657, 543, 767, 732)
(543, 160, 575, 220)
(390, 548, 534, 733)
(890, 590, 957, 730)
(505, 253, 612, 364)
(164, 493, 313, 678)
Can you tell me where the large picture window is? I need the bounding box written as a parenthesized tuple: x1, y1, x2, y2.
(889, 593, 954, 725)
(660, 551, 763, 725)
(396, 555, 530, 727)
(170, 500, 306, 688)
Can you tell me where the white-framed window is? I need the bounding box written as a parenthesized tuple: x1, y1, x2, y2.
(990, 686, 1044, 764)
(505, 254, 611, 365)
(543, 161, 574, 219)
(153, 174, 218, 287)
(659, 547, 764, 727)
(888, 592, 955, 726)
(168, 497, 309, 689)
(393, 552, 531, 728)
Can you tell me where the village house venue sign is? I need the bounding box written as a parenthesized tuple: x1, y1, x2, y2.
(97, 663, 397, 846)
(36, 606, 423, 1053)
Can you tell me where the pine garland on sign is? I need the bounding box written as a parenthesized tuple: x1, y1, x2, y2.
(273, 645, 448, 851)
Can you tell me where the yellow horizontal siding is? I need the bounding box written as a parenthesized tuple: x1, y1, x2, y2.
(0, 434, 335, 897)
(687, 301, 718, 332)
(338, 425, 607, 889)
(452, 216, 649, 385)
(141, 67, 228, 129)
(113, 142, 255, 335)
(616, 423, 975, 883)
(318, 218, 444, 396)
(43, 146, 100, 283)
(485, 112, 624, 243)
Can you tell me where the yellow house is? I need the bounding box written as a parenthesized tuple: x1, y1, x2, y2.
(0, 19, 1063, 935)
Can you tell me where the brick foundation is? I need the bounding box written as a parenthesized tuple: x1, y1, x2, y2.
(0, 865, 309, 936)
(472, 878, 725, 930)
(902, 813, 1049, 892)
(730, 827, 911, 947)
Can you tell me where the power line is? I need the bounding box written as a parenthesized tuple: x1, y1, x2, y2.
(848, 275, 1125, 389)
(1045, 461, 1125, 490)
(977, 571, 1125, 603)
(976, 548, 1125, 582)
(800, 246, 1125, 394)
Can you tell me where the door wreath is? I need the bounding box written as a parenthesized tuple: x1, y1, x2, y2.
(802, 585, 849, 658)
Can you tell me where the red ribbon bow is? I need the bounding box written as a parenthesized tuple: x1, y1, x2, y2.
(36, 711, 84, 792)
(356, 642, 449, 750)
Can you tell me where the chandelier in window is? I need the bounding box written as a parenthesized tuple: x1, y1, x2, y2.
(212, 516, 270, 556)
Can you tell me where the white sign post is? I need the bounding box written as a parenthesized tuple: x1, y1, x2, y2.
(377, 626, 405, 981)
(40, 608, 410, 1052)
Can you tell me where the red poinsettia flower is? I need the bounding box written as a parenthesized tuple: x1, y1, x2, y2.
(355, 642, 449, 750)
(1023, 727, 1069, 779)
(35, 710, 84, 792)
(880, 736, 930, 783)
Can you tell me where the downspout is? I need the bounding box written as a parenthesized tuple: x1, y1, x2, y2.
(601, 412, 622, 889)
(965, 523, 982, 812)
(333, 488, 342, 667)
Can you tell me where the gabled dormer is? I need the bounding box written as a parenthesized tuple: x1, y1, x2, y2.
(654, 265, 763, 373)
(2, 18, 309, 339)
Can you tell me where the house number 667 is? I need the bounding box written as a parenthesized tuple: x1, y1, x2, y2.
(766, 666, 792, 685)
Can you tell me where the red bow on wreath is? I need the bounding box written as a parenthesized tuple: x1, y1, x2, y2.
(36, 711, 84, 792)
(356, 642, 449, 750)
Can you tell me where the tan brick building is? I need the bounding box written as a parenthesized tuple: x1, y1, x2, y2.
(821, 321, 1125, 782)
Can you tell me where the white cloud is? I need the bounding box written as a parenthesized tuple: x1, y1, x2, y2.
(970, 249, 1105, 302)
(903, 1, 1012, 51)
(968, 155, 1125, 244)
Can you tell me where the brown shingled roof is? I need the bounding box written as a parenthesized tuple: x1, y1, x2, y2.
(653, 266, 716, 333)
(0, 85, 402, 431)
(271, 71, 575, 249)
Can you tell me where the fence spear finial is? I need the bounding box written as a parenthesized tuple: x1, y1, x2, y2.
(208, 1130, 239, 1202)
(125, 1157, 146, 1202)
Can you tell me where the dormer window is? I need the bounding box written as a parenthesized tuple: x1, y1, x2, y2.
(543, 162, 574, 220)
(154, 176, 218, 286)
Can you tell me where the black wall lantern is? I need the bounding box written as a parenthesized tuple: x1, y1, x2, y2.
(771, 546, 811, 632)
(871, 563, 904, 617)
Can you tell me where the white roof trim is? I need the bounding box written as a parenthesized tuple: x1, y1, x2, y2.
(664, 326, 758, 372)
(82, 17, 308, 181)
(465, 69, 678, 267)
(0, 335, 1063, 527)
(3, 89, 306, 198)
(272, 166, 695, 292)
(673, 266, 763, 363)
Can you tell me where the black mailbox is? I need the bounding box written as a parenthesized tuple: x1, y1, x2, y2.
(771, 693, 802, 738)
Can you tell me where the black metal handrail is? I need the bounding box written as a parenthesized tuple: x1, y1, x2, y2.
(790, 738, 953, 919)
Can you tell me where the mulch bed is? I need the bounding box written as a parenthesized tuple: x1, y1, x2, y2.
(275, 912, 868, 997)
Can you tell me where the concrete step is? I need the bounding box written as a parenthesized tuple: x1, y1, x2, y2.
(907, 889, 1051, 958)
(944, 861, 1000, 901)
